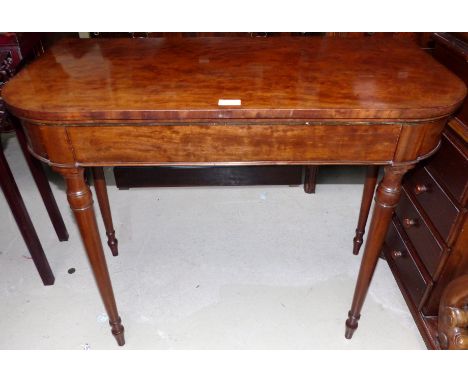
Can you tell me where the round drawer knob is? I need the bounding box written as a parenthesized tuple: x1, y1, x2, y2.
(403, 218, 419, 228)
(391, 250, 404, 259)
(414, 184, 429, 194)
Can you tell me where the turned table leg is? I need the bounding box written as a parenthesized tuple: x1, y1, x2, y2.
(13, 117, 69, 242)
(303, 165, 318, 194)
(55, 166, 125, 346)
(345, 164, 413, 339)
(352, 166, 379, 255)
(0, 138, 55, 285)
(91, 167, 118, 256)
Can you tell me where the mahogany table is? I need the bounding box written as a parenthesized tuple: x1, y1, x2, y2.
(2, 37, 466, 346)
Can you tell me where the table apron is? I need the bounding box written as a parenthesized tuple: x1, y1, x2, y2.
(57, 123, 402, 166)
(20, 118, 448, 167)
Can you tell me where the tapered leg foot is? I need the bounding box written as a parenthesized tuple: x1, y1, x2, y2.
(92, 167, 119, 256)
(110, 316, 125, 346)
(345, 311, 360, 339)
(106, 231, 119, 257)
(352, 231, 364, 256)
(352, 166, 379, 255)
(345, 165, 412, 340)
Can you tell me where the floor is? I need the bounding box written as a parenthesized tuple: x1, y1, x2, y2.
(0, 132, 426, 349)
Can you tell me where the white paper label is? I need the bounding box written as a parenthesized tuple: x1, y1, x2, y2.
(218, 99, 241, 106)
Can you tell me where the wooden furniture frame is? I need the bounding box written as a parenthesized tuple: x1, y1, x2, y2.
(3, 37, 466, 346)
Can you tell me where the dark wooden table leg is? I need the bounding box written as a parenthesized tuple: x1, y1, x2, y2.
(13, 117, 69, 242)
(345, 164, 413, 339)
(438, 274, 468, 350)
(54, 166, 124, 346)
(352, 165, 379, 255)
(0, 139, 54, 285)
(91, 167, 119, 256)
(303, 165, 318, 194)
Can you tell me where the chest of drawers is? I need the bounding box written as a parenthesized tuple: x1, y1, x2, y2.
(383, 32, 468, 349)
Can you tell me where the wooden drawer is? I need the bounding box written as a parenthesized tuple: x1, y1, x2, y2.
(395, 188, 444, 277)
(404, 166, 459, 241)
(426, 132, 468, 205)
(384, 218, 429, 305)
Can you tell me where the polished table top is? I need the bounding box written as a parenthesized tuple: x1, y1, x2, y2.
(2, 37, 466, 347)
(3, 37, 466, 122)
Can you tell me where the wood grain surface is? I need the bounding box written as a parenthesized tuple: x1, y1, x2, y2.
(2, 37, 466, 122)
